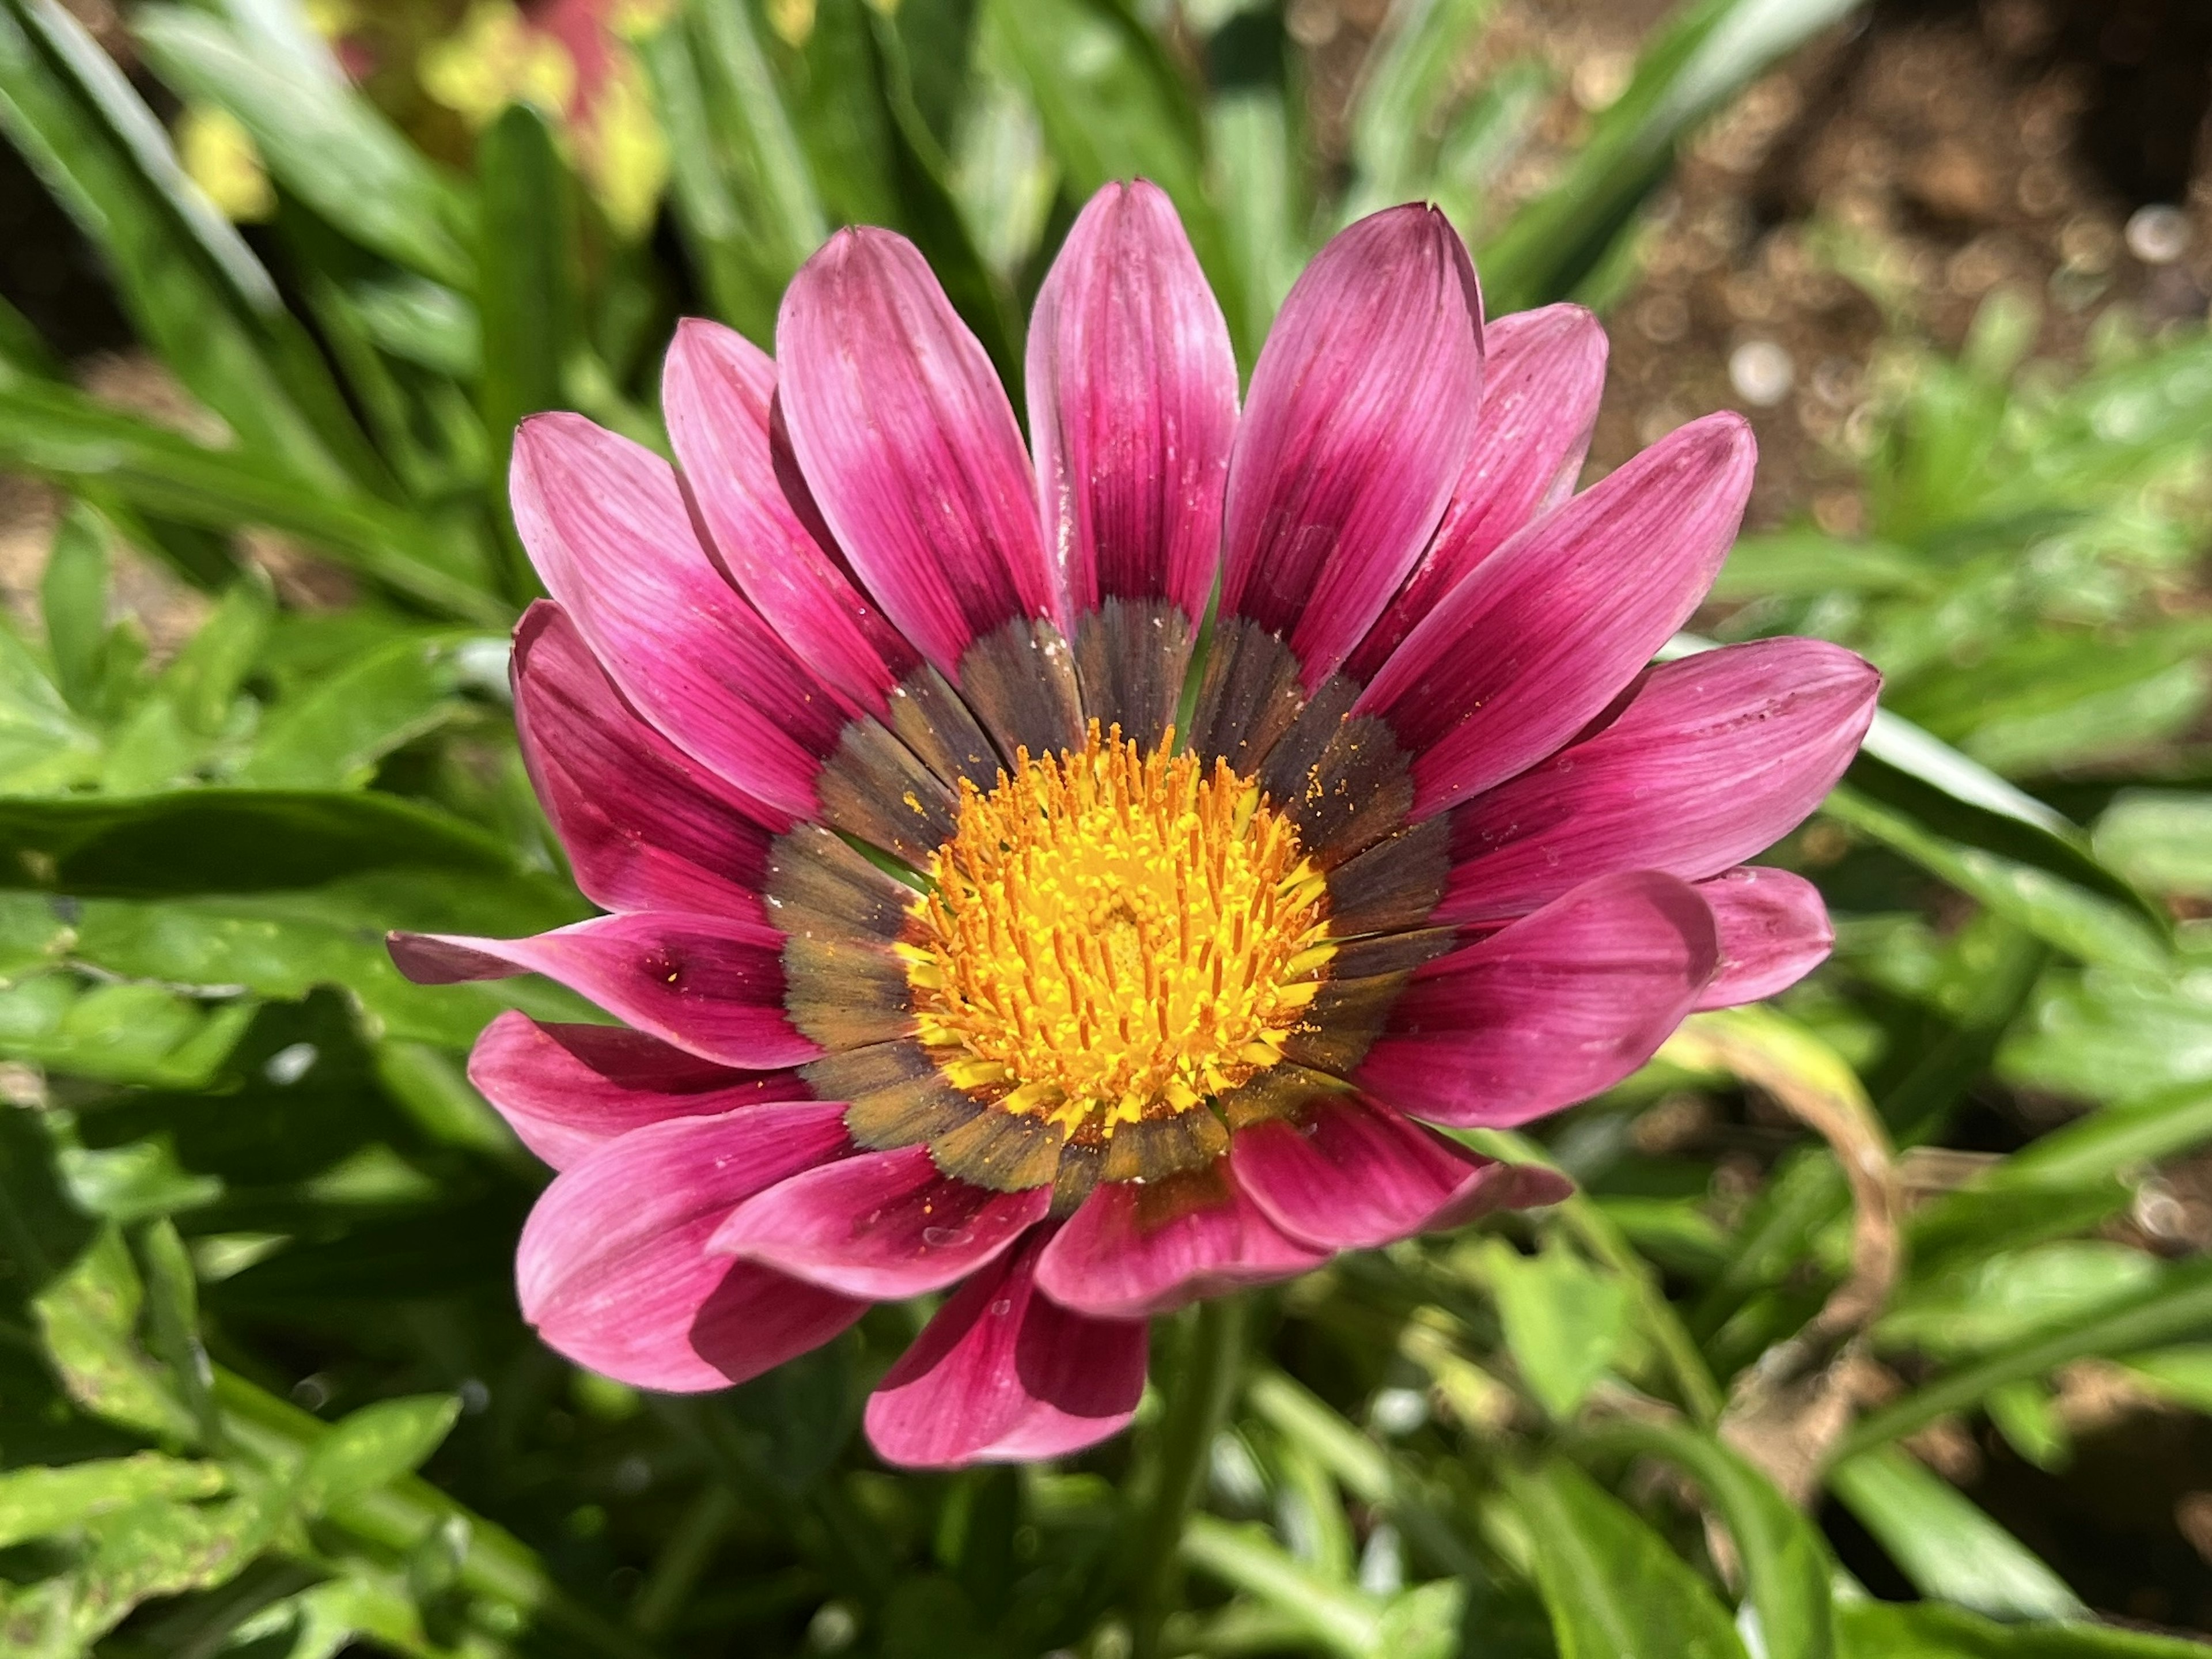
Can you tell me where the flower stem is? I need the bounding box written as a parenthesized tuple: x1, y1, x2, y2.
(1129, 1294, 1248, 1659)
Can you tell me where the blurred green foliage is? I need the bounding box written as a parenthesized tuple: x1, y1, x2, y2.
(0, 0, 2207, 1656)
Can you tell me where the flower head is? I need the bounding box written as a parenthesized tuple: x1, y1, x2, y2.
(391, 182, 1878, 1468)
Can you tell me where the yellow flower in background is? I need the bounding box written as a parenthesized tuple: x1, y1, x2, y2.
(766, 0, 816, 47)
(179, 104, 274, 222)
(419, 0, 669, 238)
(421, 2, 576, 122)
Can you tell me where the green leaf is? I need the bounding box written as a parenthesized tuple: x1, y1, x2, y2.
(0, 788, 568, 903)
(0, 0, 382, 492)
(1179, 1513, 1382, 1659)
(40, 501, 107, 715)
(1710, 532, 1934, 600)
(299, 1394, 462, 1514)
(91, 569, 267, 793)
(642, 0, 825, 343)
(1581, 1421, 1836, 1659)
(1836, 1257, 2212, 1465)
(0, 376, 505, 622)
(0, 1453, 225, 1548)
(2116, 1344, 2212, 1414)
(70, 893, 586, 1048)
(1505, 1457, 1749, 1659)
(2093, 791, 2212, 897)
(56, 1111, 226, 1205)
(1821, 783, 2166, 972)
(131, 3, 474, 286)
(1480, 1240, 1631, 1421)
(1983, 1081, 2212, 1191)
(987, 0, 1252, 359)
(31, 1223, 199, 1443)
(1998, 967, 2212, 1107)
(1983, 1379, 2070, 1472)
(1879, 1243, 2161, 1360)
(0, 609, 99, 791)
(16, 1483, 289, 1653)
(148, 571, 271, 738)
(1342, 0, 1497, 224)
(234, 631, 487, 789)
(1836, 1601, 2212, 1658)
(1478, 0, 1859, 310)
(1827, 1449, 2082, 1622)
(475, 101, 578, 604)
(137, 1218, 220, 1441)
(866, 6, 1023, 390)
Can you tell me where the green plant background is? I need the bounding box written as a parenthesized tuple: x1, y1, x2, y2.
(1, 1, 2210, 1656)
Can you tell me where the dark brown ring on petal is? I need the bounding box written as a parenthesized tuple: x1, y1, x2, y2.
(1260, 692, 1414, 870)
(1072, 596, 1198, 751)
(1186, 616, 1307, 775)
(766, 821, 915, 942)
(812, 1038, 984, 1150)
(1214, 1062, 1354, 1130)
(815, 718, 960, 865)
(782, 935, 915, 1051)
(1323, 816, 1450, 938)
(1099, 1108, 1229, 1185)
(1283, 970, 1426, 1078)
(930, 1107, 1067, 1192)
(1051, 1139, 1106, 1218)
(883, 664, 1003, 794)
(956, 615, 1086, 761)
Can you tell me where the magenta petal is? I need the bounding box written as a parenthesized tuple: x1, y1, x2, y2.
(1035, 1166, 1327, 1320)
(1694, 866, 1834, 1009)
(1437, 637, 1879, 923)
(1230, 1093, 1566, 1251)
(1028, 180, 1238, 621)
(1344, 304, 1608, 682)
(513, 602, 780, 920)
(1357, 870, 1720, 1129)
(1219, 205, 1484, 688)
(662, 319, 920, 712)
(778, 228, 1058, 676)
(510, 414, 849, 818)
(467, 1010, 808, 1170)
(1358, 412, 1757, 816)
(388, 913, 820, 1069)
(711, 1144, 1050, 1298)
(863, 1233, 1147, 1468)
(516, 1103, 862, 1390)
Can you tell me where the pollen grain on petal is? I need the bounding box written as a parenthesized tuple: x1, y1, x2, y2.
(906, 723, 1334, 1143)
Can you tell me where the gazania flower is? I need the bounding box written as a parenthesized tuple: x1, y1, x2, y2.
(390, 182, 1878, 1468)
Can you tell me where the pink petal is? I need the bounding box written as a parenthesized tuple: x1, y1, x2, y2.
(388, 913, 820, 1069)
(1343, 304, 1607, 682)
(516, 1103, 862, 1391)
(1035, 1163, 1327, 1320)
(1356, 870, 1719, 1129)
(1027, 180, 1238, 622)
(1694, 866, 1833, 1010)
(1218, 205, 1484, 691)
(1437, 638, 1879, 923)
(512, 601, 779, 920)
(467, 1010, 809, 1170)
(777, 227, 1058, 677)
(1358, 412, 1756, 816)
(1230, 1093, 1571, 1251)
(710, 1143, 1051, 1298)
(512, 414, 851, 819)
(662, 319, 921, 713)
(863, 1232, 1147, 1468)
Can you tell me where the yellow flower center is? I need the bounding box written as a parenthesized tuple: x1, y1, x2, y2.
(903, 725, 1334, 1141)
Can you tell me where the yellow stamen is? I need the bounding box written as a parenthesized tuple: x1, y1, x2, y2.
(907, 723, 1333, 1141)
